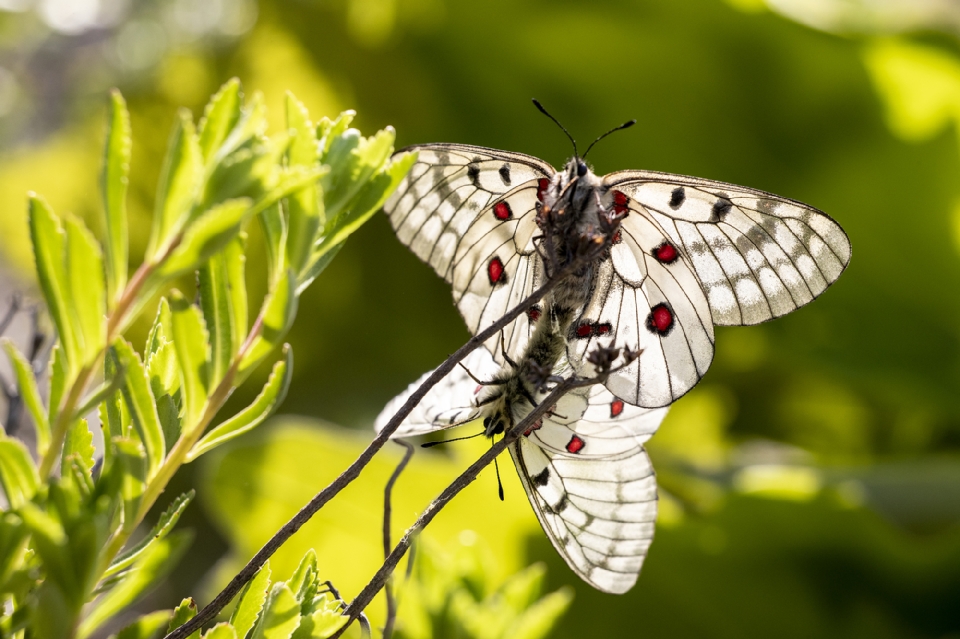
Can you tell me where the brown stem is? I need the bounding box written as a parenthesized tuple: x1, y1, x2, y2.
(382, 440, 414, 639)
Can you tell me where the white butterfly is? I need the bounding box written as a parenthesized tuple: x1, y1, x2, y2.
(375, 346, 668, 594)
(385, 143, 851, 407)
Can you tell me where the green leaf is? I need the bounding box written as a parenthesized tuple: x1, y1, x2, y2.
(169, 292, 211, 432)
(148, 340, 181, 403)
(61, 418, 95, 478)
(167, 597, 199, 639)
(199, 244, 243, 386)
(115, 437, 147, 534)
(199, 78, 242, 168)
(48, 343, 68, 425)
(18, 502, 74, 600)
(101, 89, 131, 307)
(503, 587, 574, 639)
(0, 435, 39, 509)
(31, 580, 76, 639)
(259, 202, 287, 286)
(145, 297, 174, 362)
(231, 561, 272, 638)
(251, 583, 301, 639)
(64, 214, 107, 364)
(238, 271, 297, 380)
(224, 234, 248, 355)
(114, 610, 174, 639)
(29, 195, 80, 376)
(320, 126, 394, 220)
(290, 605, 346, 639)
(296, 241, 343, 295)
(212, 90, 268, 169)
(1, 338, 50, 457)
(157, 393, 182, 452)
(187, 346, 292, 462)
(287, 549, 318, 606)
(284, 92, 322, 273)
(158, 198, 252, 278)
(202, 624, 238, 639)
(316, 110, 355, 156)
(110, 339, 166, 478)
(105, 491, 194, 580)
(0, 512, 27, 590)
(148, 109, 202, 262)
(310, 150, 414, 271)
(77, 531, 192, 639)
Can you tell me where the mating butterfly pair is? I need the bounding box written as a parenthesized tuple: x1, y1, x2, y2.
(376, 142, 850, 593)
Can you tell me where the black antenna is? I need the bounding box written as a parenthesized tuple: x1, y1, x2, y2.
(421, 430, 485, 448)
(583, 119, 636, 160)
(493, 449, 505, 501)
(532, 98, 579, 158)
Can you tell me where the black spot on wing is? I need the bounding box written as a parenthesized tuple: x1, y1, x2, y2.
(467, 160, 481, 187)
(669, 186, 685, 209)
(712, 196, 733, 221)
(499, 163, 512, 186)
(532, 467, 550, 486)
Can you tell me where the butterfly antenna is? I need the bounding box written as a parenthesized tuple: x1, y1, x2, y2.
(583, 119, 637, 160)
(532, 98, 579, 158)
(421, 430, 485, 448)
(493, 440, 505, 501)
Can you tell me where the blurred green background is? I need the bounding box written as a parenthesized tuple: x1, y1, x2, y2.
(3, 0, 960, 636)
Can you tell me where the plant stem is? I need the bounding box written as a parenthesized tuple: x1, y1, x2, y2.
(382, 440, 414, 639)
(162, 263, 579, 639)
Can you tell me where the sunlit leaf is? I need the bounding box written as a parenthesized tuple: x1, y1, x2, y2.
(200, 248, 242, 386)
(201, 623, 237, 639)
(0, 435, 39, 509)
(158, 198, 251, 278)
(290, 606, 347, 639)
(61, 418, 95, 479)
(231, 562, 272, 638)
(199, 78, 242, 168)
(48, 343, 67, 425)
(101, 89, 131, 307)
(251, 583, 301, 639)
(167, 597, 200, 639)
(284, 92, 322, 273)
(238, 270, 297, 380)
(64, 214, 107, 364)
(114, 437, 147, 534)
(1, 338, 50, 457)
(320, 126, 394, 220)
(169, 292, 211, 432)
(105, 491, 194, 580)
(114, 610, 173, 639)
(148, 109, 202, 262)
(110, 340, 165, 478)
(188, 346, 292, 461)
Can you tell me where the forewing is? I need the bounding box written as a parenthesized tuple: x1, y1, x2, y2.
(605, 171, 851, 325)
(568, 212, 715, 407)
(510, 385, 668, 593)
(374, 346, 502, 438)
(384, 144, 554, 354)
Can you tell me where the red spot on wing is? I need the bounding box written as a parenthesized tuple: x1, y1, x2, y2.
(646, 303, 674, 335)
(575, 323, 592, 338)
(610, 399, 624, 417)
(537, 178, 550, 202)
(653, 241, 678, 264)
(566, 435, 585, 454)
(493, 201, 512, 221)
(612, 190, 629, 215)
(527, 306, 542, 322)
(595, 323, 612, 335)
(524, 418, 543, 437)
(487, 257, 506, 285)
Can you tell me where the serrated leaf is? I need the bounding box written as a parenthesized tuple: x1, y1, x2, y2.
(199, 78, 242, 168)
(188, 346, 291, 461)
(48, 343, 68, 425)
(62, 418, 95, 478)
(110, 340, 166, 478)
(288, 549, 318, 605)
(202, 624, 238, 639)
(290, 607, 346, 639)
(77, 531, 192, 639)
(145, 298, 174, 363)
(311, 150, 414, 268)
(259, 201, 287, 287)
(101, 89, 131, 307)
(169, 293, 211, 432)
(64, 214, 107, 364)
(114, 610, 173, 639)
(200, 249, 240, 386)
(223, 233, 248, 355)
(115, 437, 147, 534)
(251, 583, 301, 639)
(320, 126, 394, 220)
(158, 198, 251, 278)
(238, 271, 297, 381)
(231, 561, 272, 638)
(105, 491, 194, 580)
(0, 436, 38, 509)
(167, 597, 200, 639)
(1, 338, 50, 457)
(148, 340, 181, 402)
(215, 91, 268, 168)
(148, 110, 202, 261)
(29, 196, 80, 376)
(285, 92, 322, 273)
(157, 393, 182, 452)
(316, 110, 355, 156)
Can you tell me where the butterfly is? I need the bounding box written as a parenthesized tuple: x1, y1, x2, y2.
(384, 142, 850, 407)
(375, 345, 668, 594)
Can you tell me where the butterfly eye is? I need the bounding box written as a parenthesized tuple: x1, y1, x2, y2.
(577, 160, 588, 177)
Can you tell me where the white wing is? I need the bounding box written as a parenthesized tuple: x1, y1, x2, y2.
(385, 144, 555, 360)
(374, 347, 501, 437)
(511, 384, 668, 594)
(605, 171, 851, 325)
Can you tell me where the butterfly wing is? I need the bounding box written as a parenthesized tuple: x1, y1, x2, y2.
(385, 144, 555, 359)
(510, 384, 668, 593)
(605, 171, 851, 326)
(374, 346, 502, 437)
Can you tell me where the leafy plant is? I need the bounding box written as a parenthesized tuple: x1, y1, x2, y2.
(0, 79, 411, 638)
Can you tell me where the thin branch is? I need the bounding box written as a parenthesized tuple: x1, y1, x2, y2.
(163, 259, 586, 639)
(383, 440, 414, 639)
(332, 372, 605, 637)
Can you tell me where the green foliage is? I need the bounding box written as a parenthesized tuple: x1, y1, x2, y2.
(0, 80, 407, 637)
